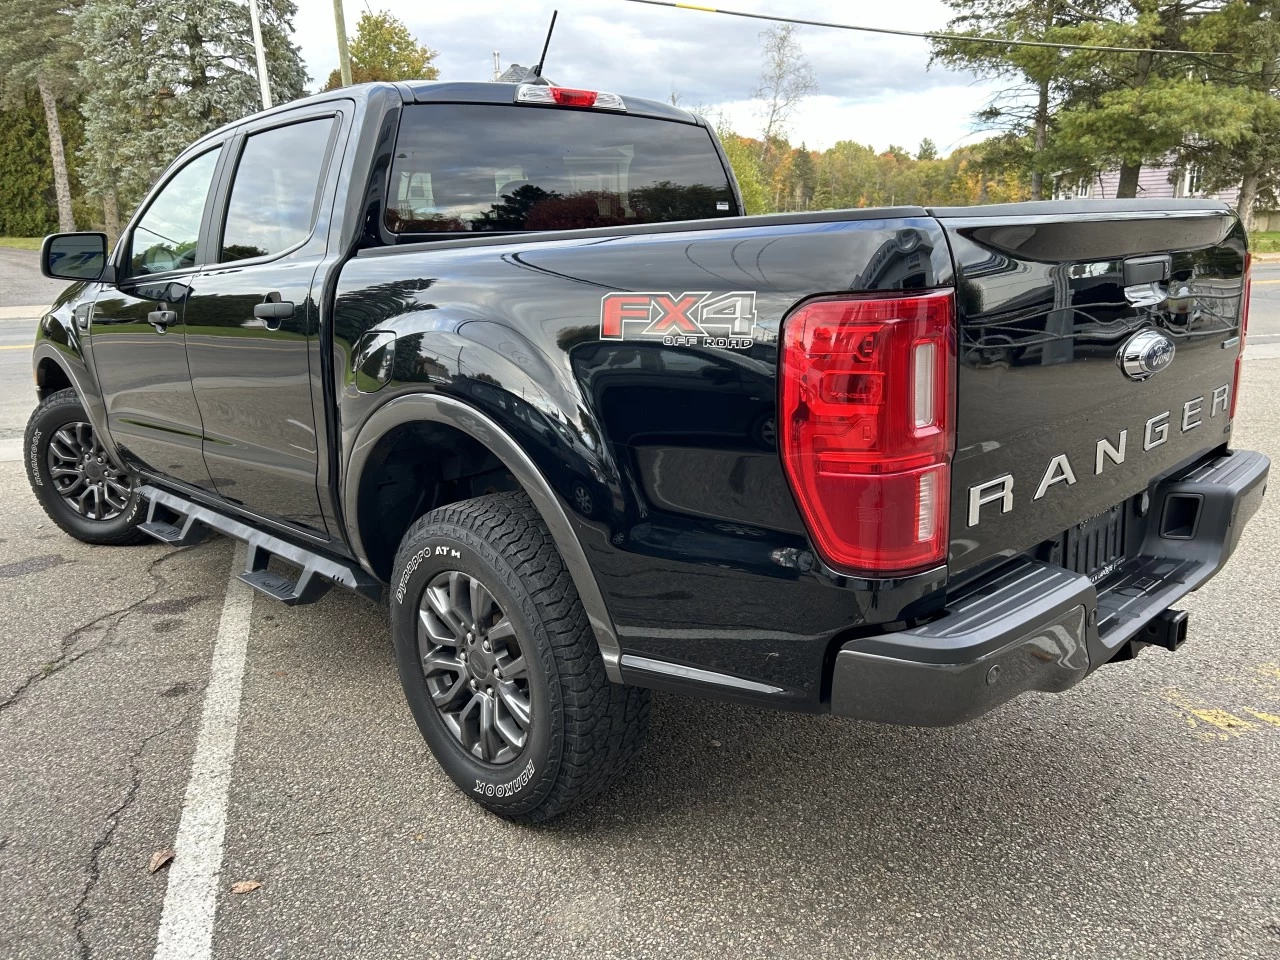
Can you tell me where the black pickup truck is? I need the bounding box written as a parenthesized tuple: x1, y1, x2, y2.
(29, 80, 1268, 821)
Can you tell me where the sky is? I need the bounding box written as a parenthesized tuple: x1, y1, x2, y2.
(289, 0, 1006, 154)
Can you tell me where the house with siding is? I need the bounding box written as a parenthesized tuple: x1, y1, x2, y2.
(1053, 163, 1238, 205)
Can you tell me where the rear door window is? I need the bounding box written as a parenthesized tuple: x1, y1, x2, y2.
(386, 103, 738, 234)
(221, 117, 336, 262)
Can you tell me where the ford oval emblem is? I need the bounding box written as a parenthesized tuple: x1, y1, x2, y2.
(1118, 329, 1176, 381)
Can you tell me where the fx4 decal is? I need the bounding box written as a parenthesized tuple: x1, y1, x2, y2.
(600, 291, 757, 350)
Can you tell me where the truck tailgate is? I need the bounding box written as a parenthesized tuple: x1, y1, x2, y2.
(933, 201, 1248, 578)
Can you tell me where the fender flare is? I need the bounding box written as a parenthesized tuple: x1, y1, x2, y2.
(31, 341, 125, 465)
(343, 392, 624, 682)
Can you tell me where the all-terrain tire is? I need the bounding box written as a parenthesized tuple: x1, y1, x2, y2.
(390, 491, 649, 823)
(23, 388, 148, 545)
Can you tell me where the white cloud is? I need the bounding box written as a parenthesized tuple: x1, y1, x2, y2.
(290, 0, 1007, 152)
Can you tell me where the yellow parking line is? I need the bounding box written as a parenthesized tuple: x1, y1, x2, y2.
(1252, 279, 1280, 284)
(0, 344, 33, 350)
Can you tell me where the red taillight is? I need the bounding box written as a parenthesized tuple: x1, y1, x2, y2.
(514, 84, 626, 111)
(1231, 252, 1251, 420)
(779, 290, 956, 575)
(550, 87, 597, 107)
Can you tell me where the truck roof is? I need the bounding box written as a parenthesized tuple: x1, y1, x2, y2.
(188, 79, 703, 151)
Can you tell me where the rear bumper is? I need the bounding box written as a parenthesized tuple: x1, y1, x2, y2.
(830, 448, 1269, 726)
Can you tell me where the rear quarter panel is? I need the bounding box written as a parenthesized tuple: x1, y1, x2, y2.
(334, 214, 953, 704)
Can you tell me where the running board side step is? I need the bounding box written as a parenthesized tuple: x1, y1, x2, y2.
(139, 485, 382, 605)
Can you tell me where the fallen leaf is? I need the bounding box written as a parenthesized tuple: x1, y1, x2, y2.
(230, 880, 262, 895)
(148, 849, 175, 874)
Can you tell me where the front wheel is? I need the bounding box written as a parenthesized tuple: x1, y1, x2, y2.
(24, 388, 147, 545)
(390, 491, 649, 823)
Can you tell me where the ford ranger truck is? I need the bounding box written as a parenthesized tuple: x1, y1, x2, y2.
(27, 81, 1268, 821)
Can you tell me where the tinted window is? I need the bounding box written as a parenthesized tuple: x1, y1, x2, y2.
(221, 118, 335, 262)
(386, 104, 738, 233)
(131, 148, 220, 276)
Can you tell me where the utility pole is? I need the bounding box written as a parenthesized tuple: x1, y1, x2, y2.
(248, 0, 272, 109)
(333, 0, 352, 87)
(493, 51, 501, 81)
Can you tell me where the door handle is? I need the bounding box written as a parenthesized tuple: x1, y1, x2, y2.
(253, 299, 295, 321)
(147, 309, 178, 333)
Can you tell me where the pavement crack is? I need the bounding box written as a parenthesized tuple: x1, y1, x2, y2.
(0, 547, 197, 714)
(71, 703, 198, 960)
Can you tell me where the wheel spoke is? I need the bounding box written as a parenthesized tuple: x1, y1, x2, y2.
(429, 671, 469, 709)
(419, 605, 461, 646)
(104, 477, 131, 503)
(50, 429, 80, 461)
(496, 681, 531, 729)
(488, 617, 516, 644)
(422, 649, 465, 677)
(424, 584, 467, 640)
(469, 577, 495, 628)
(455, 692, 483, 755)
(478, 694, 503, 762)
(447, 571, 472, 631)
(494, 709, 527, 750)
(498, 654, 526, 680)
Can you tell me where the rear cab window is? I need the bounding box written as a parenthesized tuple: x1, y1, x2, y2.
(385, 103, 739, 236)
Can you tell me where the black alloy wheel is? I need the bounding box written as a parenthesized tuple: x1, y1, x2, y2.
(46, 420, 133, 521)
(24, 388, 148, 546)
(389, 491, 650, 822)
(418, 569, 533, 765)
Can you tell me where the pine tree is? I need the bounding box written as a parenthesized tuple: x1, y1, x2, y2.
(1181, 1, 1280, 230)
(75, 0, 307, 231)
(1051, 2, 1254, 199)
(931, 0, 1105, 200)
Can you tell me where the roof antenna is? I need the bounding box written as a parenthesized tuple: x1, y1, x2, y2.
(527, 10, 558, 85)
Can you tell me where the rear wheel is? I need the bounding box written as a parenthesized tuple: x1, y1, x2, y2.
(24, 389, 147, 545)
(390, 491, 648, 823)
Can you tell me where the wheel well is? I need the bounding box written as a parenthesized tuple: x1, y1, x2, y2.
(36, 358, 72, 401)
(356, 421, 521, 580)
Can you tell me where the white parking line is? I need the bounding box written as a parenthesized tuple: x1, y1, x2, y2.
(153, 543, 253, 960)
(0, 439, 22, 463)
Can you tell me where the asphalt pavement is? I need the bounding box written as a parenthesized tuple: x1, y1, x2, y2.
(0, 247, 1278, 959)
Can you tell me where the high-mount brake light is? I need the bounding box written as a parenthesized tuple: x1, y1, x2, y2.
(779, 290, 956, 576)
(1231, 252, 1250, 420)
(514, 84, 627, 111)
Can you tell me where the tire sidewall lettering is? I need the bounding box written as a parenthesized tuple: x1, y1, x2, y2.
(474, 759, 536, 798)
(29, 428, 42, 485)
(395, 541, 462, 604)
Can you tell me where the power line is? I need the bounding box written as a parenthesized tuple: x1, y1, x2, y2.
(621, 0, 1236, 57)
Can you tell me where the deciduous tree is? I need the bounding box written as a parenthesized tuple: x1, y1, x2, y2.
(323, 10, 438, 90)
(753, 24, 817, 165)
(0, 0, 85, 231)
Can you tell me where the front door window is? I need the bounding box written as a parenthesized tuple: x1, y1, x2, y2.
(130, 148, 220, 277)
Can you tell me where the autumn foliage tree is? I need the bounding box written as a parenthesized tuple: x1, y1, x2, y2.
(324, 10, 438, 90)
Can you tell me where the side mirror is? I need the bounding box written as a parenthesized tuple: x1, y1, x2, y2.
(41, 232, 109, 282)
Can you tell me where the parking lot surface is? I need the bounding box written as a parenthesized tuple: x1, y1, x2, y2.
(0, 249, 1278, 959)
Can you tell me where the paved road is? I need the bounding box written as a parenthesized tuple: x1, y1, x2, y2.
(0, 247, 1278, 959)
(0, 247, 64, 309)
